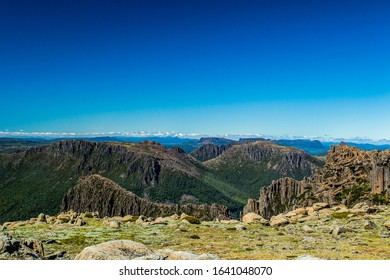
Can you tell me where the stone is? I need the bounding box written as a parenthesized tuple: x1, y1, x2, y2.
(21, 238, 44, 257)
(45, 251, 66, 260)
(46, 216, 56, 224)
(220, 219, 239, 224)
(285, 211, 298, 218)
(270, 215, 289, 227)
(306, 207, 316, 215)
(312, 202, 330, 211)
(180, 213, 189, 220)
(364, 214, 383, 219)
(170, 214, 179, 220)
(319, 208, 333, 215)
(75, 240, 152, 260)
(296, 254, 322, 260)
(156, 249, 219, 260)
(37, 213, 46, 223)
(75, 218, 86, 226)
(181, 215, 201, 224)
(383, 220, 390, 230)
(302, 225, 314, 233)
(292, 207, 307, 215)
(331, 226, 356, 236)
(135, 216, 146, 225)
(56, 213, 71, 223)
(242, 213, 263, 224)
(234, 225, 247, 231)
(363, 220, 377, 229)
(109, 220, 120, 228)
(133, 253, 165, 260)
(302, 237, 316, 243)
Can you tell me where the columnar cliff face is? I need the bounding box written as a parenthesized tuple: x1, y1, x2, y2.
(62, 175, 230, 220)
(244, 144, 390, 218)
(190, 143, 231, 162)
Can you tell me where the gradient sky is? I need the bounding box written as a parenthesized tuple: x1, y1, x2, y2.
(1, 0, 389, 139)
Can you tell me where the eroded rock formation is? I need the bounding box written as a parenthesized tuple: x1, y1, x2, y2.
(244, 144, 390, 218)
(61, 174, 230, 220)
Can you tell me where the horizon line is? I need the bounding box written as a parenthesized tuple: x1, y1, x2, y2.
(1, 130, 390, 144)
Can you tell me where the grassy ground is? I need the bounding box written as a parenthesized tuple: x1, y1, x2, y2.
(2, 210, 390, 260)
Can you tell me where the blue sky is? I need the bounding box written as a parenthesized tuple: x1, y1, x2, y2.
(1, 0, 389, 139)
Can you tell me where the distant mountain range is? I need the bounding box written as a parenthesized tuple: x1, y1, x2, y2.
(1, 136, 389, 155)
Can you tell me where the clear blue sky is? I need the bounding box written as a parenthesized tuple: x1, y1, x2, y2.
(1, 0, 389, 139)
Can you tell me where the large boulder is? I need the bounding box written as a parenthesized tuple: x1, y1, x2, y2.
(242, 213, 263, 224)
(74, 240, 220, 260)
(75, 240, 152, 260)
(270, 214, 289, 227)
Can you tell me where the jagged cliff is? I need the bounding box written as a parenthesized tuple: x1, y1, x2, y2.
(62, 174, 230, 220)
(244, 144, 390, 218)
(190, 143, 231, 162)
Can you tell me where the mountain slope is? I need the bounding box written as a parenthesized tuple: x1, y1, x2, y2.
(0, 140, 238, 223)
(204, 140, 323, 198)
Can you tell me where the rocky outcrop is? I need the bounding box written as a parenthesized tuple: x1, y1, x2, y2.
(244, 144, 390, 218)
(61, 174, 230, 221)
(190, 143, 231, 162)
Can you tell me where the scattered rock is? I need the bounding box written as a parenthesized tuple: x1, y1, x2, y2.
(331, 226, 356, 236)
(380, 231, 390, 238)
(135, 216, 146, 225)
(45, 251, 66, 260)
(234, 225, 247, 231)
(37, 213, 46, 223)
(220, 219, 240, 224)
(302, 237, 316, 243)
(383, 220, 390, 230)
(302, 225, 315, 233)
(363, 220, 377, 230)
(56, 213, 71, 223)
(298, 214, 319, 223)
(353, 202, 369, 212)
(312, 202, 330, 211)
(364, 214, 383, 219)
(75, 218, 86, 227)
(157, 249, 219, 260)
(181, 215, 201, 225)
